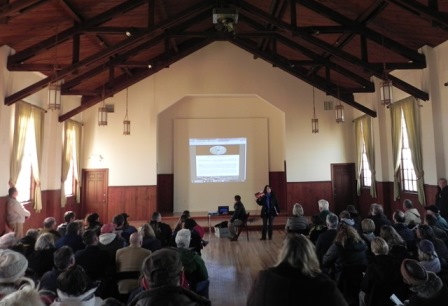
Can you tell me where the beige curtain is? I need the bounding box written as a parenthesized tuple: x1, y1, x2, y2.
(390, 102, 403, 200)
(9, 103, 32, 186)
(354, 118, 363, 195)
(73, 121, 82, 203)
(31, 108, 45, 212)
(362, 116, 377, 198)
(401, 97, 426, 205)
(61, 121, 75, 207)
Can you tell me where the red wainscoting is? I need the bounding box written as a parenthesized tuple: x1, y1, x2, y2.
(286, 181, 333, 216)
(269, 171, 287, 213)
(107, 186, 157, 223)
(0, 196, 6, 235)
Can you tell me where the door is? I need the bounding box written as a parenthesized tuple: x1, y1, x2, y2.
(81, 169, 108, 222)
(331, 163, 356, 214)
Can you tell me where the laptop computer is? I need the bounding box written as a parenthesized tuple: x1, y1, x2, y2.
(218, 205, 230, 215)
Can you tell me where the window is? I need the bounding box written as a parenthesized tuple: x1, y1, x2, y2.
(360, 143, 372, 187)
(401, 112, 417, 192)
(64, 159, 74, 196)
(15, 118, 37, 202)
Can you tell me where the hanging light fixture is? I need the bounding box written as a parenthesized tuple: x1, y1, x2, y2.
(311, 87, 319, 133)
(335, 87, 344, 123)
(379, 36, 393, 107)
(48, 28, 62, 110)
(123, 87, 131, 135)
(98, 86, 108, 126)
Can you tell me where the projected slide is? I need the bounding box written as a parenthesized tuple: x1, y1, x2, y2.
(189, 138, 247, 183)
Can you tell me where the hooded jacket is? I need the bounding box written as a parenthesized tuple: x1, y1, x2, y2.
(50, 287, 102, 306)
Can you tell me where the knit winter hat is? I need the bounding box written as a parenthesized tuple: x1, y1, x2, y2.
(418, 239, 436, 256)
(100, 223, 115, 234)
(0, 233, 17, 249)
(401, 259, 428, 286)
(0, 249, 28, 283)
(145, 248, 182, 286)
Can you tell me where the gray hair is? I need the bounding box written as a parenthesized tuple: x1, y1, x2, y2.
(175, 229, 191, 249)
(35, 233, 55, 250)
(318, 199, 329, 211)
(326, 213, 339, 229)
(292, 203, 304, 217)
(276, 234, 321, 277)
(370, 203, 384, 216)
(371, 237, 389, 255)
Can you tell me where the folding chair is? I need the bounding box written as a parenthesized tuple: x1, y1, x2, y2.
(233, 212, 250, 241)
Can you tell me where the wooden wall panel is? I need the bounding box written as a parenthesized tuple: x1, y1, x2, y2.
(157, 174, 173, 213)
(107, 186, 156, 223)
(286, 181, 333, 216)
(269, 171, 287, 213)
(0, 196, 6, 235)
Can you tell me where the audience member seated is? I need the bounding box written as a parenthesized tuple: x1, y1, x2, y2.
(318, 199, 331, 223)
(360, 218, 376, 246)
(113, 213, 137, 245)
(308, 215, 327, 244)
(416, 224, 448, 268)
(175, 229, 209, 298)
(346, 205, 361, 230)
(0, 249, 38, 302)
(75, 230, 112, 282)
(369, 203, 391, 236)
(247, 233, 348, 306)
(380, 225, 410, 264)
(27, 233, 56, 278)
(403, 199, 421, 227)
(139, 223, 162, 253)
(55, 221, 85, 253)
(85, 212, 102, 236)
(174, 210, 190, 232)
(339, 211, 355, 228)
(228, 195, 247, 240)
(316, 213, 339, 264)
(285, 203, 309, 235)
(52, 265, 103, 305)
(183, 219, 204, 256)
(149, 212, 173, 247)
(57, 211, 76, 237)
(39, 246, 75, 294)
(425, 214, 448, 244)
(323, 223, 368, 280)
(359, 237, 406, 306)
(127, 249, 211, 306)
(11, 228, 38, 257)
(0, 287, 45, 306)
(392, 210, 417, 253)
(401, 259, 448, 305)
(98, 223, 126, 267)
(0, 233, 16, 250)
(417, 239, 441, 273)
(116, 233, 151, 295)
(102, 297, 124, 306)
(41, 217, 61, 241)
(425, 205, 448, 232)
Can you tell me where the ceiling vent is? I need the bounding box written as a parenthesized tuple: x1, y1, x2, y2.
(105, 104, 115, 113)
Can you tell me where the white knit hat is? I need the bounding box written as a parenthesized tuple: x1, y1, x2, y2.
(0, 233, 16, 249)
(0, 249, 28, 283)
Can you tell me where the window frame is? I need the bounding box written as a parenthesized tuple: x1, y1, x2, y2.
(360, 142, 372, 188)
(400, 113, 418, 193)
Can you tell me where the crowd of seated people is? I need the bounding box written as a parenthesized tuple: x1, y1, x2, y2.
(0, 210, 212, 305)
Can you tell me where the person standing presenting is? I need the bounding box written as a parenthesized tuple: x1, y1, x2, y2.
(435, 178, 448, 220)
(6, 187, 30, 239)
(228, 195, 246, 241)
(256, 185, 280, 240)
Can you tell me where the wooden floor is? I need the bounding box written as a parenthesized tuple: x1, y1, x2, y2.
(201, 229, 285, 306)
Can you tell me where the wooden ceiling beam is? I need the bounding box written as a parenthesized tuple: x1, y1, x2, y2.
(296, 0, 425, 64)
(231, 37, 377, 117)
(8, 0, 148, 64)
(5, 1, 214, 106)
(0, 0, 47, 19)
(59, 37, 214, 122)
(238, 1, 429, 100)
(384, 0, 448, 29)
